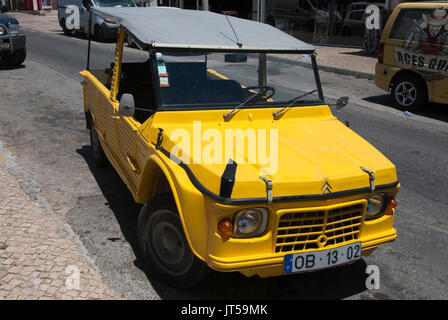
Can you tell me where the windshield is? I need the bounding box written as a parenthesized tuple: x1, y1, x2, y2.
(94, 0, 135, 7)
(153, 51, 323, 110)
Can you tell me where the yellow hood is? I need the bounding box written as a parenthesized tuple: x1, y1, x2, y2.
(140, 106, 397, 202)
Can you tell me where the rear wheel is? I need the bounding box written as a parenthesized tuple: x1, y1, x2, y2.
(391, 74, 427, 111)
(137, 194, 209, 288)
(89, 118, 108, 167)
(94, 25, 104, 42)
(61, 19, 73, 36)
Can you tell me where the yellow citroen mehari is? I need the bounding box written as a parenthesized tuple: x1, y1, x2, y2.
(81, 7, 399, 288)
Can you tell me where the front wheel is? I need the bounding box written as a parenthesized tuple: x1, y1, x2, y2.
(391, 74, 427, 111)
(137, 194, 209, 288)
(3, 48, 26, 66)
(61, 19, 73, 36)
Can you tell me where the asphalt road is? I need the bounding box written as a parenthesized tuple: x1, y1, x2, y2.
(0, 27, 447, 300)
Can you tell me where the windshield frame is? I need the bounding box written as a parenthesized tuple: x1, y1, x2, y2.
(150, 49, 324, 112)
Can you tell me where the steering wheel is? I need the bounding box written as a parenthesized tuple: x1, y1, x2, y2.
(245, 86, 276, 100)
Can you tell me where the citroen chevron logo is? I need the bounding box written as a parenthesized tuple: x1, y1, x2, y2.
(321, 180, 332, 195)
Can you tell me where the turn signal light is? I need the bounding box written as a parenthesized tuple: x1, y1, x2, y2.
(385, 198, 397, 215)
(218, 218, 233, 235)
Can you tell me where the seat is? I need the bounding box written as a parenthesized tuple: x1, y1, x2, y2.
(130, 81, 155, 123)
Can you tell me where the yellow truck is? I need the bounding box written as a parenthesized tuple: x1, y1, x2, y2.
(375, 2, 448, 110)
(81, 7, 398, 288)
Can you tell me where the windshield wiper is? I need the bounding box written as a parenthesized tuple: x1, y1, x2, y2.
(272, 89, 318, 118)
(223, 89, 267, 121)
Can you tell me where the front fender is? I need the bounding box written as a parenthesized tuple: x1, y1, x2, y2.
(136, 153, 209, 262)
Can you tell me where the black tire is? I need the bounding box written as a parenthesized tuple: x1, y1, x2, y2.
(94, 25, 104, 42)
(89, 118, 108, 167)
(3, 48, 26, 66)
(61, 19, 73, 36)
(391, 74, 427, 111)
(137, 194, 209, 288)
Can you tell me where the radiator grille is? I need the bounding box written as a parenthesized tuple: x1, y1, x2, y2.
(275, 203, 364, 253)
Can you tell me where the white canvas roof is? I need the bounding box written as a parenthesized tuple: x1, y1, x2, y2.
(92, 7, 315, 52)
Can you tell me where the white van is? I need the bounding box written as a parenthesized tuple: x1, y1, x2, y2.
(57, 0, 136, 41)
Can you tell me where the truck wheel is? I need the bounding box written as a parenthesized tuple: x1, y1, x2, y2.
(61, 19, 73, 35)
(89, 120, 108, 167)
(137, 194, 209, 288)
(391, 74, 427, 111)
(94, 25, 104, 42)
(3, 48, 26, 66)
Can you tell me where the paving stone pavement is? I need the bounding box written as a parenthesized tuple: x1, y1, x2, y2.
(0, 156, 118, 300)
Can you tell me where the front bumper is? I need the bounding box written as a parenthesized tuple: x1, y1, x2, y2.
(0, 33, 25, 53)
(205, 199, 397, 278)
(208, 229, 397, 278)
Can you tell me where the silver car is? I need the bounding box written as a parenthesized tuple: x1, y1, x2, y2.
(58, 0, 136, 41)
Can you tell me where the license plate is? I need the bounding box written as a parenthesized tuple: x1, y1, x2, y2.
(0, 42, 10, 49)
(284, 242, 361, 274)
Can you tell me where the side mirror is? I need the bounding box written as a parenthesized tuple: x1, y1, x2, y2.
(225, 53, 248, 63)
(118, 93, 135, 117)
(335, 96, 349, 111)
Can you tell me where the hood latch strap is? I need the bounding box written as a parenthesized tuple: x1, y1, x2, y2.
(360, 166, 375, 192)
(259, 176, 273, 204)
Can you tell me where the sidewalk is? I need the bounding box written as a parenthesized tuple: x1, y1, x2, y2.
(8, 11, 377, 80)
(0, 151, 117, 300)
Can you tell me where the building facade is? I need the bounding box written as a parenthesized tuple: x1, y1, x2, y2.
(213, 0, 412, 47)
(153, 0, 411, 47)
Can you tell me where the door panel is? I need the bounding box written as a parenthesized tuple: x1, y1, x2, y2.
(115, 117, 140, 194)
(431, 77, 448, 103)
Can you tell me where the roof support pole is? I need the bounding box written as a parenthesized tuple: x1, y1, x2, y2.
(86, 9, 92, 71)
(110, 26, 125, 102)
(258, 53, 266, 88)
(201, 0, 208, 11)
(256, 0, 265, 23)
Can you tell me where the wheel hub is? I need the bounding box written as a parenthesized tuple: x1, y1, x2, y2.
(153, 222, 185, 265)
(395, 81, 417, 107)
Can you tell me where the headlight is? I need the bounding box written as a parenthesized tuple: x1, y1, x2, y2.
(8, 24, 21, 34)
(233, 208, 268, 237)
(365, 193, 388, 220)
(0, 26, 5, 35)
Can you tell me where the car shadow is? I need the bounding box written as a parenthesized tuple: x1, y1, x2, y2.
(76, 144, 370, 300)
(57, 30, 117, 44)
(363, 94, 448, 123)
(341, 49, 377, 58)
(0, 64, 26, 70)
